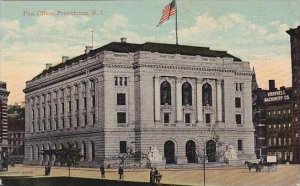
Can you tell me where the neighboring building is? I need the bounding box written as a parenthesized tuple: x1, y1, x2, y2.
(23, 39, 255, 167)
(8, 112, 25, 158)
(264, 80, 293, 163)
(0, 81, 10, 158)
(287, 25, 300, 163)
(252, 69, 267, 160)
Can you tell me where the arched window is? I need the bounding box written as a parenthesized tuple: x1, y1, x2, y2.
(31, 145, 34, 160)
(37, 144, 40, 160)
(182, 82, 192, 105)
(161, 81, 171, 105)
(81, 141, 86, 161)
(91, 141, 95, 161)
(202, 83, 212, 106)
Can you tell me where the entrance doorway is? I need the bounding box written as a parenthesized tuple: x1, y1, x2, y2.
(186, 140, 197, 163)
(206, 140, 216, 162)
(164, 140, 175, 164)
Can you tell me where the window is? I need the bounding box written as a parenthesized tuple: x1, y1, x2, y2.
(92, 114, 95, 125)
(235, 97, 241, 108)
(115, 77, 118, 86)
(205, 114, 211, 124)
(185, 113, 191, 123)
(119, 77, 123, 86)
(92, 95, 95, 108)
(124, 77, 128, 86)
(117, 112, 126, 123)
(55, 120, 58, 130)
(68, 101, 71, 112)
(236, 114, 242, 124)
(182, 82, 192, 105)
(164, 113, 170, 123)
(76, 116, 79, 127)
(82, 82, 87, 91)
(74, 85, 78, 93)
(274, 138, 276, 146)
(61, 103, 64, 114)
(202, 83, 212, 106)
(120, 141, 127, 153)
(236, 83, 243, 91)
(117, 93, 126, 105)
(238, 140, 243, 151)
(161, 81, 172, 105)
(278, 138, 281, 146)
(90, 80, 95, 89)
(84, 97, 87, 109)
(76, 99, 79, 111)
(269, 138, 271, 146)
(84, 115, 87, 126)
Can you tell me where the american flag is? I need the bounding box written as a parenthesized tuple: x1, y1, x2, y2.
(157, 0, 176, 27)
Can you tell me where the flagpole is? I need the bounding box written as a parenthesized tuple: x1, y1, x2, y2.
(175, 0, 178, 45)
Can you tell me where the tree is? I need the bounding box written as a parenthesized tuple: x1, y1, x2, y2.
(42, 143, 82, 177)
(8, 103, 25, 119)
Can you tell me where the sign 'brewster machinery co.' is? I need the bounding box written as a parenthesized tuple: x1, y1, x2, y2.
(264, 90, 290, 103)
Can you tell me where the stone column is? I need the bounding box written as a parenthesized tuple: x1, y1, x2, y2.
(216, 79, 222, 122)
(176, 78, 182, 122)
(197, 79, 203, 122)
(154, 76, 160, 122)
(86, 80, 91, 126)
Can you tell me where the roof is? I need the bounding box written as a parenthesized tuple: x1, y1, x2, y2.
(33, 42, 242, 80)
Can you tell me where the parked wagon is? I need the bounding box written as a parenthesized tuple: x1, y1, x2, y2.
(260, 156, 278, 172)
(245, 156, 278, 172)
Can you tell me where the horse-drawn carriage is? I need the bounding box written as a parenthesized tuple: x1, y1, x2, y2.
(245, 156, 278, 172)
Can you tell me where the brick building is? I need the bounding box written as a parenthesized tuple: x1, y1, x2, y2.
(264, 81, 293, 163)
(23, 40, 255, 167)
(8, 112, 25, 158)
(287, 25, 300, 163)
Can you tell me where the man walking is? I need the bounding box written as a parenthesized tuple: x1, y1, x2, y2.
(100, 164, 105, 178)
(118, 165, 124, 181)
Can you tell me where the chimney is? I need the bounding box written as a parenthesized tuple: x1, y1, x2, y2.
(62, 56, 69, 63)
(85, 46, 93, 54)
(269, 80, 275, 91)
(121, 37, 127, 43)
(46, 63, 52, 70)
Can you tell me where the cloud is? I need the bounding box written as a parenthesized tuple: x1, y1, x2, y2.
(0, 19, 21, 40)
(100, 14, 129, 34)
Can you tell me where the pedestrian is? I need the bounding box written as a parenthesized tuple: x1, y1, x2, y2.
(118, 165, 124, 180)
(154, 167, 158, 183)
(150, 167, 154, 183)
(100, 164, 105, 178)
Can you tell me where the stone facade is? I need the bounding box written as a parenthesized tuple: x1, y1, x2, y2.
(0, 81, 10, 158)
(23, 41, 255, 167)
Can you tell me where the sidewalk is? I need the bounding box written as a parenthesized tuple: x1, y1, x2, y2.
(0, 164, 299, 186)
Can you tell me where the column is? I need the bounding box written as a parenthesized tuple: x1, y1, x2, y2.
(154, 76, 161, 122)
(217, 79, 222, 122)
(197, 79, 203, 122)
(86, 80, 91, 126)
(176, 78, 182, 122)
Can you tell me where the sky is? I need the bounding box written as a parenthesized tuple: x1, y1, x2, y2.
(0, 0, 299, 105)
